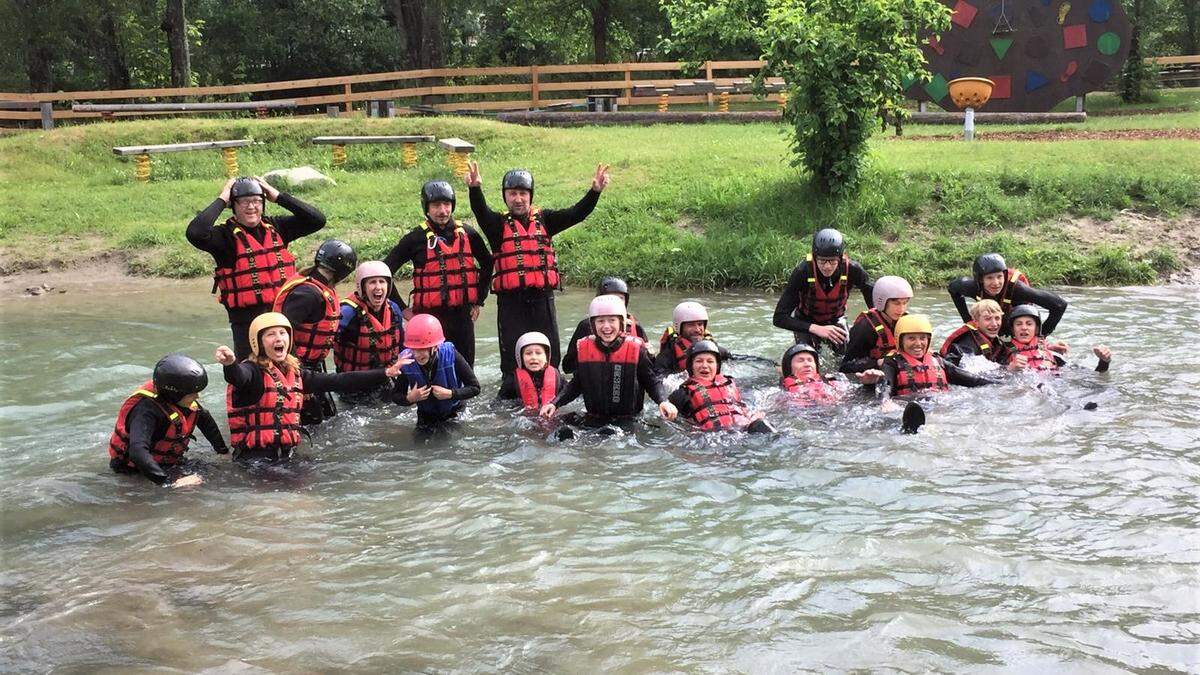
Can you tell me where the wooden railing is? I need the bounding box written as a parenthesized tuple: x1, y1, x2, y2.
(0, 60, 778, 124)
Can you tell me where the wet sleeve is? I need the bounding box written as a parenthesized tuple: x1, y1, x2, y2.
(878, 361, 898, 398)
(941, 340, 967, 367)
(223, 362, 259, 389)
(303, 368, 389, 394)
(466, 226, 494, 304)
(451, 353, 481, 400)
(551, 376, 581, 408)
(185, 199, 233, 260)
(125, 401, 169, 484)
(468, 186, 505, 244)
(772, 265, 811, 334)
(849, 261, 874, 308)
(543, 189, 600, 237)
(638, 348, 669, 404)
(382, 229, 422, 278)
(391, 373, 413, 406)
(839, 321, 880, 374)
(273, 193, 327, 242)
(280, 285, 325, 326)
(947, 277, 975, 324)
(497, 375, 519, 400)
(945, 360, 998, 387)
(561, 321, 589, 374)
(195, 407, 229, 454)
(1012, 283, 1068, 336)
(667, 386, 691, 413)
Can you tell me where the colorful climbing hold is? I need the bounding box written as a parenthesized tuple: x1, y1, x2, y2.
(925, 73, 950, 102)
(1063, 23, 1088, 49)
(989, 75, 1013, 99)
(1097, 31, 1121, 55)
(952, 0, 980, 28)
(1060, 60, 1079, 81)
(1089, 0, 1112, 22)
(1058, 1, 1071, 24)
(990, 37, 1014, 60)
(1026, 70, 1050, 91)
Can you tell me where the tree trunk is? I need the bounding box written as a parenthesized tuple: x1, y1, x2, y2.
(13, 0, 54, 91)
(161, 0, 191, 88)
(591, 0, 611, 63)
(1182, 0, 1199, 55)
(96, 1, 131, 89)
(1120, 0, 1144, 102)
(387, 0, 446, 102)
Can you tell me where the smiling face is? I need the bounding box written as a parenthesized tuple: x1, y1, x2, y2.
(690, 352, 719, 380)
(884, 297, 910, 322)
(260, 326, 290, 363)
(981, 271, 1006, 296)
(503, 188, 531, 217)
(411, 347, 434, 365)
(426, 200, 453, 227)
(521, 344, 547, 372)
(232, 196, 263, 227)
(900, 333, 930, 358)
(977, 310, 1003, 337)
(815, 256, 841, 277)
(362, 276, 389, 311)
(679, 320, 707, 341)
(593, 315, 622, 342)
(1012, 316, 1039, 342)
(790, 352, 818, 378)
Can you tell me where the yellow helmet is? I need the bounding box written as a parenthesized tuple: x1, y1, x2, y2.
(248, 312, 292, 358)
(894, 314, 934, 342)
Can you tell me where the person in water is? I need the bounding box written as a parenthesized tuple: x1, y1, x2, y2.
(391, 314, 481, 429)
(1006, 304, 1112, 373)
(780, 343, 883, 406)
(383, 180, 493, 366)
(334, 261, 405, 403)
(498, 331, 564, 412)
(562, 276, 648, 374)
(772, 228, 873, 352)
(948, 253, 1067, 336)
(939, 299, 1014, 369)
(216, 313, 404, 462)
(862, 314, 998, 399)
(108, 354, 229, 487)
(840, 275, 913, 375)
(187, 176, 326, 360)
(540, 295, 677, 426)
(655, 301, 730, 375)
(274, 239, 358, 425)
(668, 340, 773, 432)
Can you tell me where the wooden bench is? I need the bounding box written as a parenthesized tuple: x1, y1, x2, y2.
(310, 135, 435, 168)
(73, 100, 296, 121)
(111, 139, 253, 183)
(438, 138, 475, 178)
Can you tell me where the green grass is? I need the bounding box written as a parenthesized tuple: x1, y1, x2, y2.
(1, 91, 1198, 288)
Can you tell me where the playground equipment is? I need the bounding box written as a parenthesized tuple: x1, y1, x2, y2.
(947, 77, 995, 140)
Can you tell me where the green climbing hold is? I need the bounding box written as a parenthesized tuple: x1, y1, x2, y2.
(1097, 32, 1120, 55)
(902, 74, 916, 90)
(990, 37, 1014, 60)
(924, 73, 949, 102)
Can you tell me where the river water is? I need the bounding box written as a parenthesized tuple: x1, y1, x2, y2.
(1, 278, 1198, 672)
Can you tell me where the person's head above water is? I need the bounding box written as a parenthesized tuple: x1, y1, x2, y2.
(229, 177, 266, 228)
(152, 353, 208, 407)
(404, 314, 445, 365)
(515, 331, 551, 373)
(248, 312, 297, 370)
(354, 261, 392, 312)
(686, 340, 723, 381)
(973, 253, 1009, 297)
(1009, 304, 1043, 342)
(969, 299, 1004, 338)
(895, 314, 934, 358)
(811, 228, 845, 278)
(781, 343, 820, 379)
(672, 301, 709, 341)
(596, 276, 630, 306)
(309, 239, 357, 285)
(872, 276, 913, 322)
(421, 180, 455, 227)
(501, 169, 534, 217)
(588, 294, 627, 344)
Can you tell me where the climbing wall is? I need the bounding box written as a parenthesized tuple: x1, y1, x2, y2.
(905, 0, 1132, 112)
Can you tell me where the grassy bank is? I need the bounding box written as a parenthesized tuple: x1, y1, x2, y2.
(1, 92, 1198, 288)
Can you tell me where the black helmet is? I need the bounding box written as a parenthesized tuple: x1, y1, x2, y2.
(1008, 304, 1043, 333)
(811, 228, 845, 258)
(229, 177, 265, 209)
(686, 339, 724, 375)
(314, 239, 358, 282)
(781, 343, 820, 377)
(421, 180, 456, 214)
(596, 276, 629, 299)
(153, 354, 208, 402)
(501, 169, 534, 200)
(972, 253, 1008, 281)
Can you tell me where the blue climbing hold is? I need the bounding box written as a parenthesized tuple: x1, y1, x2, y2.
(1089, 0, 1112, 22)
(1026, 70, 1049, 91)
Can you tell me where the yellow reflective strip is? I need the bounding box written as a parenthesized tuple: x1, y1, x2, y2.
(134, 389, 157, 398)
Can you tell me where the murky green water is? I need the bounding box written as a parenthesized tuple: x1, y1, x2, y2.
(1, 278, 1198, 672)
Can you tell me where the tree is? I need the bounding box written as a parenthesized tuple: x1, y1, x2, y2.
(1121, 0, 1160, 102)
(161, 0, 191, 87)
(663, 0, 950, 197)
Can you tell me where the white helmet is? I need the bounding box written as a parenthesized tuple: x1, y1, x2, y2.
(354, 261, 392, 294)
(514, 331, 552, 363)
(672, 301, 709, 332)
(872, 275, 913, 311)
(588, 294, 627, 327)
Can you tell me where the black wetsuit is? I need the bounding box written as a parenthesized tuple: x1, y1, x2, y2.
(773, 259, 873, 346)
(276, 271, 340, 425)
(223, 363, 388, 408)
(186, 194, 326, 359)
(111, 399, 229, 484)
(839, 313, 895, 374)
(941, 330, 1009, 367)
(383, 220, 493, 366)
(390, 350, 481, 426)
(947, 277, 1068, 336)
(551, 338, 668, 424)
(652, 333, 731, 375)
(469, 185, 600, 379)
(561, 317, 649, 374)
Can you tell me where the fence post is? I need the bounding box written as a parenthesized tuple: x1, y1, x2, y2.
(623, 65, 632, 106)
(343, 83, 352, 114)
(40, 102, 53, 130)
(705, 61, 714, 110)
(530, 65, 540, 109)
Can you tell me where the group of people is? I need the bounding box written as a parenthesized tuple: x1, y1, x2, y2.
(108, 165, 1113, 487)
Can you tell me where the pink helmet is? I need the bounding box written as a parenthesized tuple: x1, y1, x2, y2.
(514, 331, 552, 363)
(872, 275, 914, 311)
(404, 314, 445, 349)
(588, 294, 627, 326)
(672, 301, 709, 332)
(355, 261, 392, 294)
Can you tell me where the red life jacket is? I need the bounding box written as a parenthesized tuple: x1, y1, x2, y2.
(575, 335, 646, 416)
(939, 321, 998, 360)
(334, 293, 401, 373)
(682, 374, 751, 431)
(577, 335, 642, 365)
(226, 363, 304, 451)
(856, 308, 898, 360)
(975, 267, 1030, 312)
(798, 254, 851, 323)
(108, 381, 198, 469)
(1008, 337, 1059, 371)
(212, 220, 297, 309)
(891, 351, 949, 397)
(273, 275, 339, 364)
(781, 373, 840, 406)
(515, 366, 559, 410)
(411, 221, 481, 309)
(491, 208, 560, 292)
(658, 326, 713, 373)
